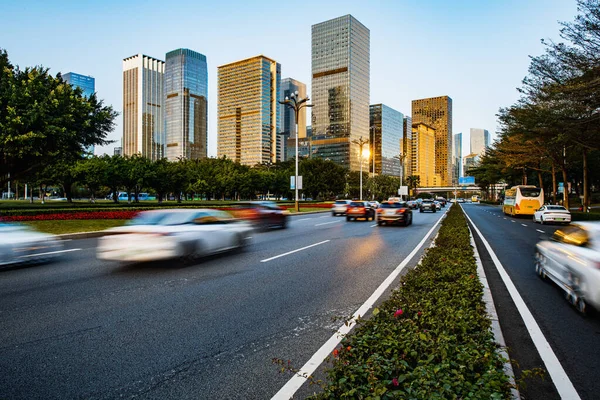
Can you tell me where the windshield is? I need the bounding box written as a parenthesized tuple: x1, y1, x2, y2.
(126, 212, 168, 226)
(350, 202, 365, 207)
(520, 188, 541, 197)
(335, 200, 348, 205)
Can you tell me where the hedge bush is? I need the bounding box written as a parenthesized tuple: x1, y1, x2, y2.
(312, 204, 511, 399)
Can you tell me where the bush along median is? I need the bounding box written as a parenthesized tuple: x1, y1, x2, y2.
(312, 204, 511, 399)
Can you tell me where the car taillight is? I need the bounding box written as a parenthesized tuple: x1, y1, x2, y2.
(377, 208, 383, 213)
(396, 209, 405, 214)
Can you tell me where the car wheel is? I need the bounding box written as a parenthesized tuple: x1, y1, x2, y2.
(419, 209, 423, 213)
(377, 221, 383, 226)
(409, 214, 413, 225)
(280, 218, 287, 229)
(576, 297, 587, 314)
(540, 216, 544, 225)
(332, 212, 336, 216)
(346, 216, 351, 221)
(535, 252, 547, 279)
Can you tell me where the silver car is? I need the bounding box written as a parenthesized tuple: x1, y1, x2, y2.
(331, 200, 351, 216)
(535, 222, 600, 313)
(0, 223, 64, 267)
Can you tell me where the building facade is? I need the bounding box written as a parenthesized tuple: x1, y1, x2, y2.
(463, 153, 480, 176)
(217, 55, 280, 166)
(122, 54, 165, 160)
(311, 14, 370, 171)
(411, 96, 452, 186)
(279, 78, 307, 162)
(453, 132, 462, 184)
(470, 128, 490, 156)
(63, 72, 96, 155)
(370, 104, 403, 176)
(402, 116, 413, 177)
(164, 48, 208, 161)
(411, 123, 440, 187)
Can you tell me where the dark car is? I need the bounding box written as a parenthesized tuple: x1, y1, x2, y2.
(377, 201, 413, 226)
(234, 201, 288, 230)
(420, 199, 436, 213)
(436, 197, 447, 207)
(346, 201, 376, 221)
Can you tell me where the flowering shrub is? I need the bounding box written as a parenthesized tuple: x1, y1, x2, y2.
(1, 210, 139, 221)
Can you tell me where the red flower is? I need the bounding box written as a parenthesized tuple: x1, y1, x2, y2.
(392, 378, 399, 386)
(347, 346, 352, 351)
(394, 309, 403, 318)
(333, 349, 339, 357)
(417, 312, 422, 317)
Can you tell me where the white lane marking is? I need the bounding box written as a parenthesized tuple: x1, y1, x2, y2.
(260, 240, 330, 263)
(504, 218, 507, 220)
(315, 221, 341, 227)
(536, 229, 545, 233)
(319, 215, 330, 218)
(19, 248, 82, 258)
(521, 224, 528, 227)
(464, 213, 581, 400)
(61, 239, 72, 242)
(296, 218, 311, 222)
(271, 210, 445, 400)
(370, 224, 377, 227)
(511, 220, 516, 223)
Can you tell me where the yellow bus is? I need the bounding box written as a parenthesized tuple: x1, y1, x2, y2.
(503, 185, 544, 216)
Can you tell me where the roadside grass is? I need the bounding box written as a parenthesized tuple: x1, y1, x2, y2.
(23, 219, 127, 234)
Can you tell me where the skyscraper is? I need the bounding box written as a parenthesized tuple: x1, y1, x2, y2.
(311, 15, 370, 171)
(453, 132, 462, 182)
(217, 55, 281, 166)
(411, 123, 440, 187)
(411, 96, 452, 186)
(470, 128, 490, 156)
(63, 72, 96, 156)
(402, 116, 413, 177)
(279, 78, 307, 162)
(164, 49, 208, 161)
(370, 104, 403, 176)
(122, 54, 165, 160)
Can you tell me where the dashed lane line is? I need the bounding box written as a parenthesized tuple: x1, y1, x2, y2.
(260, 240, 330, 263)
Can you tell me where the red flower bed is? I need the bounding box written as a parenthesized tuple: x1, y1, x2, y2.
(0, 210, 139, 222)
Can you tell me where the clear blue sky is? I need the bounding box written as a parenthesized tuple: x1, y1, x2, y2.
(1, 0, 577, 157)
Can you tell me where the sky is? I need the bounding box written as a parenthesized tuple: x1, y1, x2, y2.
(1, 0, 578, 158)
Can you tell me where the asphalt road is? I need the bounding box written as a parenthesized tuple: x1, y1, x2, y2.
(0, 208, 447, 400)
(462, 203, 600, 400)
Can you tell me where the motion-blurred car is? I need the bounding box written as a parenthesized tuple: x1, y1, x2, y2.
(97, 209, 254, 263)
(331, 200, 351, 216)
(368, 201, 380, 209)
(433, 200, 442, 210)
(346, 201, 376, 221)
(233, 201, 288, 230)
(406, 200, 418, 209)
(377, 201, 413, 226)
(535, 222, 600, 313)
(436, 197, 447, 207)
(533, 205, 571, 225)
(420, 199, 436, 213)
(0, 223, 64, 267)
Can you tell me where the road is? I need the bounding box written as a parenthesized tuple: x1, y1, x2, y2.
(463, 203, 600, 400)
(0, 208, 446, 400)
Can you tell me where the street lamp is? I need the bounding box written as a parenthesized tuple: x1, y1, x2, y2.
(279, 91, 312, 212)
(394, 154, 406, 200)
(352, 136, 370, 201)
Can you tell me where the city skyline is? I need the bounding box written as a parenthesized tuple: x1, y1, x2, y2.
(1, 0, 577, 159)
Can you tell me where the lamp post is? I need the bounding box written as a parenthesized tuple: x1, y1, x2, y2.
(393, 154, 405, 200)
(279, 91, 312, 212)
(352, 136, 369, 201)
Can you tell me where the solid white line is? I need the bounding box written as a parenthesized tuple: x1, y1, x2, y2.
(271, 211, 445, 400)
(296, 218, 311, 222)
(260, 240, 330, 263)
(315, 221, 341, 227)
(464, 213, 581, 399)
(521, 224, 528, 227)
(319, 215, 330, 218)
(536, 229, 545, 233)
(19, 248, 82, 258)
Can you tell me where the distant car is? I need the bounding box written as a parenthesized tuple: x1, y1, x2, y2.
(457, 198, 465, 203)
(436, 197, 447, 207)
(387, 197, 402, 203)
(368, 201, 380, 209)
(406, 200, 418, 209)
(233, 201, 288, 230)
(332, 200, 351, 216)
(433, 200, 442, 210)
(346, 201, 376, 221)
(535, 222, 600, 313)
(533, 205, 571, 225)
(97, 209, 254, 263)
(420, 199, 436, 213)
(0, 223, 64, 267)
(377, 201, 413, 226)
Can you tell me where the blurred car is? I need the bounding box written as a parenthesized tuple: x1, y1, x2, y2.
(406, 200, 418, 209)
(377, 201, 413, 226)
(433, 200, 442, 210)
(346, 201, 376, 221)
(535, 222, 600, 313)
(233, 201, 288, 230)
(533, 205, 571, 225)
(457, 198, 465, 203)
(436, 197, 447, 207)
(387, 197, 402, 203)
(331, 200, 351, 216)
(0, 223, 64, 267)
(368, 201, 380, 209)
(420, 199, 436, 213)
(97, 209, 253, 263)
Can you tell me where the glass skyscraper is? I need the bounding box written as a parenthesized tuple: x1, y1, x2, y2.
(217, 55, 281, 166)
(63, 72, 95, 155)
(311, 15, 370, 171)
(402, 116, 413, 177)
(123, 54, 165, 160)
(470, 128, 490, 156)
(370, 104, 403, 176)
(453, 132, 462, 183)
(280, 78, 307, 162)
(164, 49, 208, 160)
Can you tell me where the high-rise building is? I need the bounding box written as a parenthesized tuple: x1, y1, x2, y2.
(63, 72, 96, 156)
(411, 96, 452, 186)
(411, 123, 441, 187)
(470, 128, 490, 156)
(453, 132, 462, 183)
(311, 14, 370, 171)
(370, 104, 403, 176)
(464, 153, 480, 176)
(164, 48, 208, 161)
(122, 54, 165, 160)
(114, 147, 123, 156)
(279, 78, 307, 162)
(217, 55, 280, 166)
(402, 116, 413, 178)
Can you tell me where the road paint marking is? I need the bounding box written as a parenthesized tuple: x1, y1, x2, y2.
(296, 218, 311, 222)
(315, 221, 341, 227)
(464, 213, 581, 400)
(271, 211, 445, 400)
(19, 248, 82, 258)
(521, 224, 528, 227)
(260, 240, 330, 263)
(511, 220, 516, 223)
(504, 218, 507, 220)
(61, 239, 72, 242)
(370, 224, 377, 227)
(319, 215, 330, 218)
(536, 229, 545, 233)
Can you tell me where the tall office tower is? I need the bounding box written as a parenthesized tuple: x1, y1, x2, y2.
(370, 104, 403, 176)
(279, 78, 307, 162)
(453, 132, 463, 183)
(402, 116, 413, 177)
(464, 153, 480, 176)
(411, 96, 452, 186)
(311, 15, 370, 171)
(470, 128, 490, 156)
(411, 123, 440, 187)
(217, 55, 281, 166)
(63, 72, 96, 155)
(114, 147, 123, 156)
(123, 54, 165, 160)
(164, 49, 208, 161)
(306, 125, 313, 137)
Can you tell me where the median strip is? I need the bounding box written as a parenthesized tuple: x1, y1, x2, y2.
(260, 240, 330, 263)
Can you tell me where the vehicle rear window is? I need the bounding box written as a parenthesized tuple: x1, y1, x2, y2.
(520, 188, 541, 197)
(546, 206, 567, 211)
(335, 200, 348, 205)
(350, 202, 365, 207)
(380, 203, 407, 209)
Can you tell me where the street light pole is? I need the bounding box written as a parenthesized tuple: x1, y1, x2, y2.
(352, 136, 369, 201)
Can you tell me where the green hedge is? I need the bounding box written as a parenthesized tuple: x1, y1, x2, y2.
(312, 204, 511, 399)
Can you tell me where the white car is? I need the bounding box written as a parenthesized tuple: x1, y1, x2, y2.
(331, 200, 351, 216)
(535, 222, 600, 313)
(0, 223, 64, 267)
(97, 209, 253, 263)
(533, 205, 571, 224)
